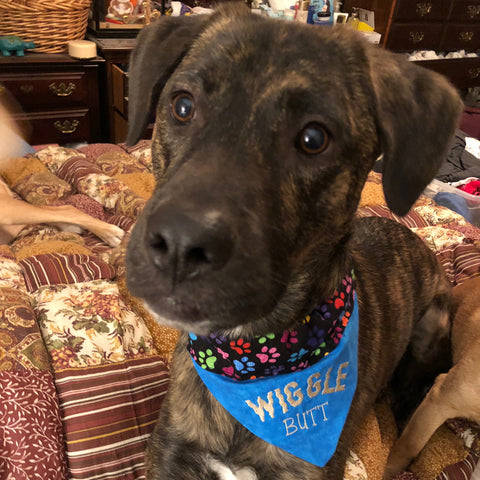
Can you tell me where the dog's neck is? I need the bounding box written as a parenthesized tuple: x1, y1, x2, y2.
(188, 270, 356, 381)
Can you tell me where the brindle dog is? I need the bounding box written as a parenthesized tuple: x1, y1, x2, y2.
(125, 5, 462, 480)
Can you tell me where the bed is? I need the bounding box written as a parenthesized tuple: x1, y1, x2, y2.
(0, 140, 478, 480)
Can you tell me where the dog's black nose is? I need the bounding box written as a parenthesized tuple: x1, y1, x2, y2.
(145, 207, 234, 283)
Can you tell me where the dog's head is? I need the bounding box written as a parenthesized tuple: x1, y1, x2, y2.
(125, 4, 462, 335)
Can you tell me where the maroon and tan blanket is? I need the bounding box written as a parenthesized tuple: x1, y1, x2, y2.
(0, 143, 478, 480)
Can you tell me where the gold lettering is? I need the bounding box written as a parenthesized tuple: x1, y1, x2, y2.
(283, 417, 297, 436)
(316, 402, 329, 421)
(245, 391, 275, 422)
(274, 388, 289, 414)
(296, 412, 309, 430)
(335, 362, 349, 392)
(322, 367, 336, 394)
(284, 381, 304, 407)
(307, 372, 322, 398)
(306, 406, 318, 426)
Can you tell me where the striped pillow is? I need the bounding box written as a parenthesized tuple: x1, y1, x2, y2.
(356, 204, 430, 229)
(437, 243, 480, 286)
(54, 356, 169, 480)
(57, 156, 103, 186)
(20, 253, 116, 292)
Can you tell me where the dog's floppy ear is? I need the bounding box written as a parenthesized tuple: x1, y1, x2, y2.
(369, 47, 463, 216)
(126, 15, 209, 146)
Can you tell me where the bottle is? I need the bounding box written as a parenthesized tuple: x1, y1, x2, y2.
(347, 7, 360, 29)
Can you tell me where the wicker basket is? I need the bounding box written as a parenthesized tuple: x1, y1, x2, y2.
(0, 0, 91, 54)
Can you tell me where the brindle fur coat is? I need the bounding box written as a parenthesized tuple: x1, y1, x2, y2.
(125, 5, 463, 479)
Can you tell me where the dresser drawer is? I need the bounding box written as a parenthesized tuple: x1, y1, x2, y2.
(384, 23, 444, 50)
(0, 71, 91, 109)
(113, 109, 129, 144)
(0, 54, 105, 144)
(112, 64, 129, 116)
(441, 23, 480, 51)
(394, 0, 449, 21)
(449, 0, 480, 21)
(14, 108, 92, 145)
(416, 56, 480, 88)
(111, 62, 153, 140)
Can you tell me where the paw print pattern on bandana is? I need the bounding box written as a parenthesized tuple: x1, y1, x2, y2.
(234, 356, 256, 374)
(258, 333, 275, 344)
(256, 346, 281, 364)
(198, 349, 217, 370)
(280, 330, 298, 348)
(189, 270, 356, 381)
(230, 338, 251, 355)
(287, 348, 310, 363)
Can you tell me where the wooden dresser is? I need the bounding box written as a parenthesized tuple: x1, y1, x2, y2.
(89, 36, 154, 144)
(88, 37, 135, 144)
(343, 0, 480, 52)
(343, 0, 480, 92)
(0, 54, 105, 145)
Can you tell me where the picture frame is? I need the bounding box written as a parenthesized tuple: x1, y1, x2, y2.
(88, 0, 165, 37)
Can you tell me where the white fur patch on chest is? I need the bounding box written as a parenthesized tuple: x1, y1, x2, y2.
(207, 457, 258, 480)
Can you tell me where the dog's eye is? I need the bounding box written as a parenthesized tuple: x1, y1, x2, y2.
(297, 123, 330, 155)
(171, 93, 195, 123)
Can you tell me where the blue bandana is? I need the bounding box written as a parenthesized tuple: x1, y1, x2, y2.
(189, 273, 358, 467)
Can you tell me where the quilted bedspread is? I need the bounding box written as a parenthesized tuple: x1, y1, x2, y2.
(0, 142, 479, 480)
(0, 142, 175, 480)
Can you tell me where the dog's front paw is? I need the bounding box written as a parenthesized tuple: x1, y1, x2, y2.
(383, 449, 411, 480)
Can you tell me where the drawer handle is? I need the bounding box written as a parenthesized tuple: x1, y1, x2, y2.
(409, 31, 425, 44)
(49, 82, 76, 97)
(0, 83, 5, 94)
(468, 67, 480, 79)
(19, 84, 34, 94)
(459, 31, 474, 42)
(54, 119, 79, 134)
(416, 2, 432, 17)
(466, 5, 480, 19)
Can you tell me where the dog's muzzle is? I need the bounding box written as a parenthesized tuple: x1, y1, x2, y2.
(145, 204, 234, 285)
(126, 183, 277, 332)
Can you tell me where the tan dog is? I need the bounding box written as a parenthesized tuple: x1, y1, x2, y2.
(0, 179, 124, 246)
(0, 102, 124, 247)
(385, 276, 480, 478)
